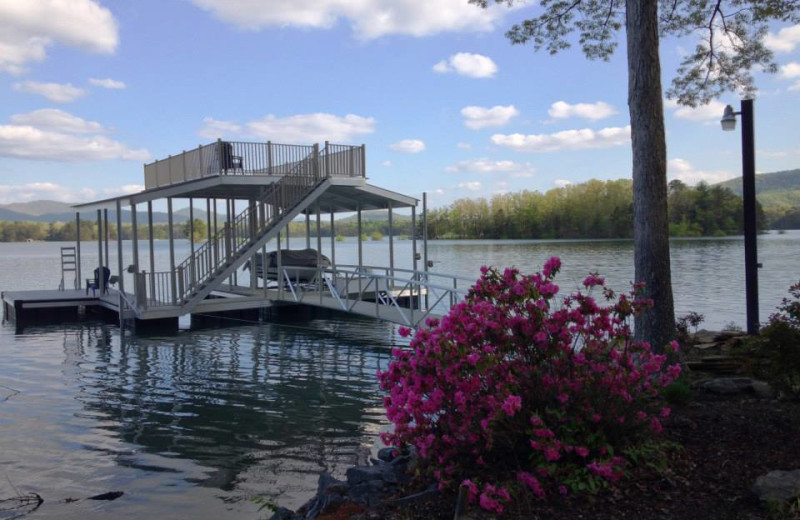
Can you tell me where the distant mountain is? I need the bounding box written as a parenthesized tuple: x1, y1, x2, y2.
(715, 168, 800, 210)
(0, 200, 74, 216)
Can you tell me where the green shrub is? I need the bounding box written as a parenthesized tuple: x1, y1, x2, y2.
(662, 376, 693, 406)
(750, 281, 800, 398)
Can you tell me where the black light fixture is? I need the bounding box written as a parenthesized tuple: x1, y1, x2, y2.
(720, 99, 760, 335)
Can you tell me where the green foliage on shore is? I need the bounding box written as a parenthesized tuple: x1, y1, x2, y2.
(0, 220, 195, 242)
(426, 179, 765, 239)
(0, 179, 773, 242)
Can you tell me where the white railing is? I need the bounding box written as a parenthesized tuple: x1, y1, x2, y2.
(143, 141, 365, 189)
(273, 265, 471, 328)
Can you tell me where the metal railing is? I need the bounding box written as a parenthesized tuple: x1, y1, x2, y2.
(134, 271, 175, 308)
(273, 265, 471, 327)
(143, 141, 365, 189)
(171, 143, 360, 306)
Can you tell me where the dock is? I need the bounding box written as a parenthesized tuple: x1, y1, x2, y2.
(3, 140, 471, 333)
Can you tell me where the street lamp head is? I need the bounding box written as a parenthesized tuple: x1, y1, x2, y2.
(721, 104, 737, 131)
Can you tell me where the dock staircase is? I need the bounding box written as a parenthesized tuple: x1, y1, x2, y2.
(170, 146, 333, 313)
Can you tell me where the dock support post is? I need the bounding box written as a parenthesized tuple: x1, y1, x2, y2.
(306, 212, 311, 249)
(168, 197, 176, 304)
(423, 192, 428, 310)
(76, 212, 82, 285)
(131, 202, 140, 307)
(388, 202, 394, 282)
(277, 232, 283, 299)
(189, 198, 195, 288)
(213, 198, 219, 266)
(357, 203, 363, 297)
(232, 199, 237, 287)
(316, 203, 322, 304)
(147, 201, 155, 300)
(330, 210, 335, 266)
(250, 199, 257, 291)
(97, 209, 104, 294)
(103, 209, 109, 275)
(206, 197, 212, 280)
(115, 200, 124, 293)
(412, 204, 418, 313)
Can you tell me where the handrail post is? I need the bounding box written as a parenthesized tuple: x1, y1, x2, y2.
(177, 266, 185, 302)
(360, 144, 366, 178)
(313, 143, 320, 181)
(324, 140, 330, 178)
(198, 144, 204, 177)
(267, 141, 272, 175)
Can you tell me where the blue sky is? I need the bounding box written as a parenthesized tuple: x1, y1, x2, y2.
(1, 0, 799, 209)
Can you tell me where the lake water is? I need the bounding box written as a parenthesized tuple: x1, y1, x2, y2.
(0, 233, 798, 517)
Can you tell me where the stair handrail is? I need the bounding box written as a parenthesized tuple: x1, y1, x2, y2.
(173, 146, 325, 303)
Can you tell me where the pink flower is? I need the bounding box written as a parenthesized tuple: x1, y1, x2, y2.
(543, 256, 562, 278)
(575, 446, 590, 458)
(501, 395, 522, 416)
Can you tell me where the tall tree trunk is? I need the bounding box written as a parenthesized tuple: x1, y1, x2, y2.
(626, 0, 676, 352)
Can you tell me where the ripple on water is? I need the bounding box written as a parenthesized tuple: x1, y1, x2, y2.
(0, 317, 402, 518)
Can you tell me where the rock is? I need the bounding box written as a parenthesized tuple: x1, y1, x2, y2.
(298, 472, 347, 519)
(377, 447, 398, 463)
(753, 469, 800, 502)
(695, 377, 762, 395)
(692, 342, 719, 351)
(751, 380, 775, 399)
(347, 479, 386, 508)
(346, 465, 397, 486)
(267, 507, 301, 520)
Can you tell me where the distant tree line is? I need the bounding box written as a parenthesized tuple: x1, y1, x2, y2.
(425, 179, 767, 240)
(0, 179, 775, 243)
(0, 220, 195, 242)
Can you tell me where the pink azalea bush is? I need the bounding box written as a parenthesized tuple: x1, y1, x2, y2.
(378, 258, 681, 513)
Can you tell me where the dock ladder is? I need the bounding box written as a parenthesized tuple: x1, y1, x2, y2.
(58, 246, 78, 290)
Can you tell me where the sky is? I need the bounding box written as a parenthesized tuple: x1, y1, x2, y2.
(1, 0, 800, 210)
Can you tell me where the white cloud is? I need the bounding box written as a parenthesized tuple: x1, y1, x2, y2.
(0, 109, 149, 162)
(665, 98, 727, 121)
(461, 105, 519, 130)
(433, 52, 497, 78)
(668, 158, 735, 185)
(199, 117, 244, 138)
(0, 182, 96, 204)
(0, 182, 143, 204)
(456, 141, 472, 149)
(0, 0, 118, 74)
(199, 113, 376, 143)
(547, 101, 617, 121)
(444, 158, 535, 176)
(10, 109, 105, 134)
(789, 81, 800, 92)
(389, 139, 426, 153)
(765, 24, 800, 53)
(554, 179, 573, 188)
(780, 62, 800, 78)
(458, 181, 482, 191)
(190, 0, 509, 39)
(102, 184, 144, 196)
(89, 77, 126, 89)
(13, 80, 87, 103)
(381, 160, 392, 166)
(491, 125, 631, 153)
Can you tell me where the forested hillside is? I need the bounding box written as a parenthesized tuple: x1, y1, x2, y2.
(426, 179, 762, 239)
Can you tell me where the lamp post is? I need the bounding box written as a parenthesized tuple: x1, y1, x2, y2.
(721, 99, 759, 335)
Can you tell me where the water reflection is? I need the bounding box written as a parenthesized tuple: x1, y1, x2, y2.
(0, 317, 401, 517)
